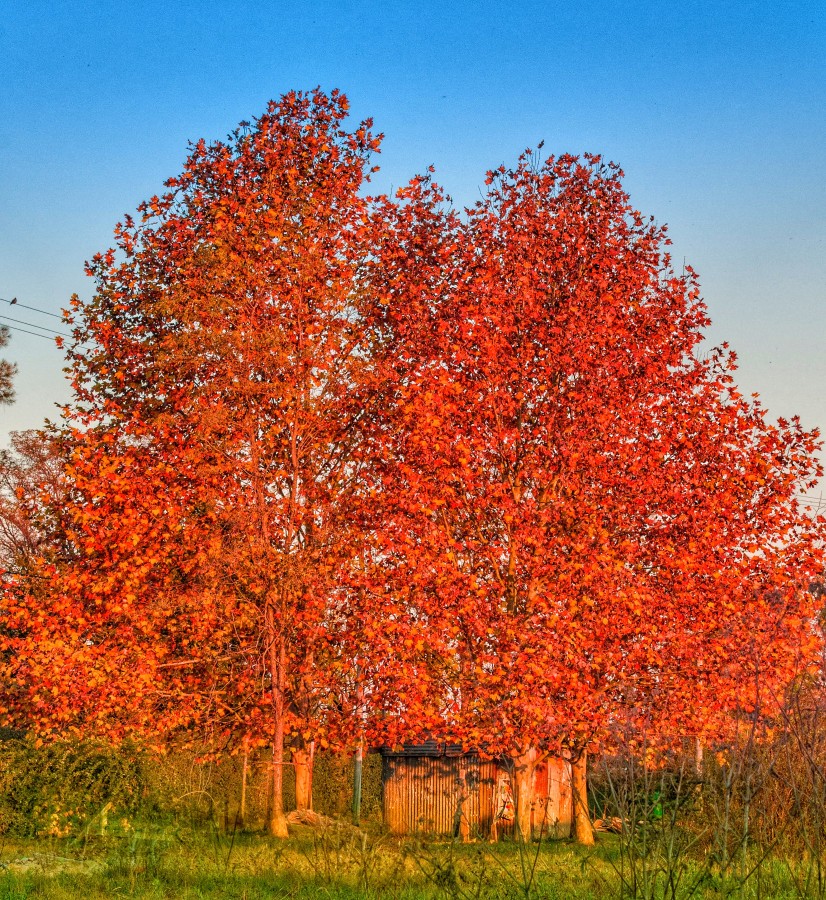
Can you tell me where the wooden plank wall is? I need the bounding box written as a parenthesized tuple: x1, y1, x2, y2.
(382, 754, 572, 838)
(382, 754, 500, 836)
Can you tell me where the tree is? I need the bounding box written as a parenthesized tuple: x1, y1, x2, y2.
(0, 431, 65, 573)
(0, 325, 15, 406)
(0, 90, 381, 835)
(1, 106, 821, 847)
(358, 154, 824, 841)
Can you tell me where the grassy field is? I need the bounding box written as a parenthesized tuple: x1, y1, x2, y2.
(0, 822, 821, 900)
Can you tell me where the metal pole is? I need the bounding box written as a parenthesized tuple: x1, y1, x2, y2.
(352, 741, 364, 825)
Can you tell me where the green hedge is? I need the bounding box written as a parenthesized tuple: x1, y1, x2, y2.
(310, 750, 383, 820)
(0, 738, 148, 836)
(0, 738, 384, 836)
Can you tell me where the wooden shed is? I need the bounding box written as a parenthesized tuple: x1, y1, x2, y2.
(381, 743, 573, 839)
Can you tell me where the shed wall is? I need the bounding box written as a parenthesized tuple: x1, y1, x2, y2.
(382, 753, 572, 838)
(382, 754, 501, 837)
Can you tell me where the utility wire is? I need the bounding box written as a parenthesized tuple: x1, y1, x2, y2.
(0, 315, 69, 339)
(0, 297, 63, 320)
(0, 322, 61, 342)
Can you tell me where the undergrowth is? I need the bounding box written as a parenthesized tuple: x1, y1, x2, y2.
(0, 827, 823, 900)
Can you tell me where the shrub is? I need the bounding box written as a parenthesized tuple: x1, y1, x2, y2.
(0, 737, 148, 836)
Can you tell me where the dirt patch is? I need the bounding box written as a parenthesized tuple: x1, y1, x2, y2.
(0, 853, 103, 877)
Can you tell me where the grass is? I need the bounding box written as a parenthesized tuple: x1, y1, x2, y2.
(0, 823, 821, 899)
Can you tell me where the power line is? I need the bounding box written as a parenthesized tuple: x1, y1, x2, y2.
(0, 314, 69, 339)
(0, 322, 61, 343)
(0, 297, 64, 320)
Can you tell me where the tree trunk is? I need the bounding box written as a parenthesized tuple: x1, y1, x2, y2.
(268, 607, 289, 838)
(695, 737, 704, 777)
(571, 750, 595, 845)
(293, 743, 314, 812)
(270, 740, 288, 837)
(512, 747, 539, 843)
(454, 761, 470, 843)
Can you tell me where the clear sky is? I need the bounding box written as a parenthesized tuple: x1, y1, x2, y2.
(1, 1, 824, 494)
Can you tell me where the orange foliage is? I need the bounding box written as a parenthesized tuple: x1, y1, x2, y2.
(355, 154, 825, 756)
(0, 97, 823, 825)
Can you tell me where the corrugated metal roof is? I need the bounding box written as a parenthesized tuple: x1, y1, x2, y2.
(379, 741, 468, 758)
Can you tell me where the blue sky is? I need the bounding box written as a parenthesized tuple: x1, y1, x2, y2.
(1, 1, 824, 493)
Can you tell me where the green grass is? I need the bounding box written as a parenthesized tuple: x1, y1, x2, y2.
(0, 825, 821, 899)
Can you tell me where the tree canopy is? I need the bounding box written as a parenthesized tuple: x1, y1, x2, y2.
(0, 91, 823, 841)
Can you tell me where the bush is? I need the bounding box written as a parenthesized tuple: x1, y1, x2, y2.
(0, 736, 384, 837)
(0, 737, 148, 836)
(311, 750, 383, 820)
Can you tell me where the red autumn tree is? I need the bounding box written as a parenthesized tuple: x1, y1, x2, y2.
(0, 90, 381, 835)
(1, 104, 821, 848)
(0, 430, 67, 573)
(358, 154, 824, 842)
(0, 325, 15, 407)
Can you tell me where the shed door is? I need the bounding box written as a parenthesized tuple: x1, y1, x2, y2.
(383, 756, 478, 835)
